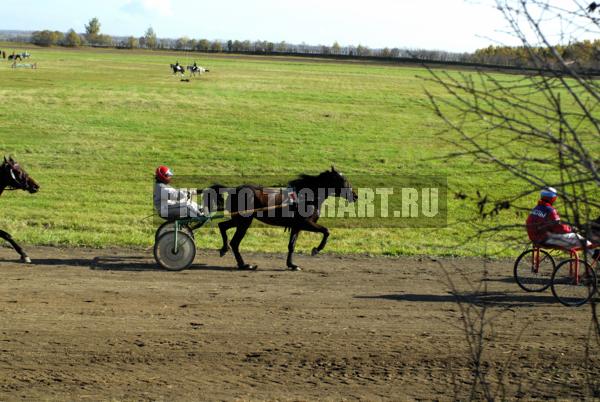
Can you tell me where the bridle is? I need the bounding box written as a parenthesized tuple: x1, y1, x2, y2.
(3, 162, 28, 191)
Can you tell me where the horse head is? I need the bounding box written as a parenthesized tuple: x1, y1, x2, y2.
(319, 166, 358, 203)
(1, 156, 40, 194)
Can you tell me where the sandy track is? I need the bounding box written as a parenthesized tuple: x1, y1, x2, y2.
(0, 246, 597, 400)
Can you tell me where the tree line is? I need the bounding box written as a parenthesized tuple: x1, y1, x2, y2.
(473, 42, 600, 70)
(16, 17, 473, 64)
(14, 17, 600, 70)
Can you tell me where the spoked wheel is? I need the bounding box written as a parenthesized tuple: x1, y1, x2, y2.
(155, 221, 194, 243)
(154, 231, 196, 271)
(513, 249, 556, 292)
(551, 259, 597, 307)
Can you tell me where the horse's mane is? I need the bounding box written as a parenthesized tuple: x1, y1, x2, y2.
(288, 172, 326, 189)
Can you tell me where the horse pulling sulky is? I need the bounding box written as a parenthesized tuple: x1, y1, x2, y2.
(152, 167, 357, 271)
(11, 62, 37, 69)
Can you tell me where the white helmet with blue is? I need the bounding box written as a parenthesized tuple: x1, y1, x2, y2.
(540, 187, 558, 202)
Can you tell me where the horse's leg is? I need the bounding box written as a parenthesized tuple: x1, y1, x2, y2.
(0, 229, 31, 263)
(230, 219, 255, 270)
(299, 221, 329, 256)
(218, 219, 237, 256)
(286, 227, 301, 271)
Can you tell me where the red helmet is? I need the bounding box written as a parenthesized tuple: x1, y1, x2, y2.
(155, 165, 173, 183)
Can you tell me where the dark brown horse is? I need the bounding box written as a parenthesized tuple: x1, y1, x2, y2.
(210, 167, 357, 271)
(0, 156, 40, 263)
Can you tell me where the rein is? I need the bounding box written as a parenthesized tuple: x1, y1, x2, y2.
(141, 214, 156, 221)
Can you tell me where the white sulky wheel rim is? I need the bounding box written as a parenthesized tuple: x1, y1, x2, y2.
(155, 222, 194, 243)
(154, 231, 196, 271)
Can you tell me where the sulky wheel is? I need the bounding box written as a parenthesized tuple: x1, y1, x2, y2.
(154, 231, 196, 271)
(155, 221, 194, 243)
(550, 259, 597, 307)
(513, 249, 555, 292)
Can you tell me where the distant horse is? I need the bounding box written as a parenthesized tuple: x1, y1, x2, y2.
(21, 52, 30, 59)
(170, 63, 185, 75)
(8, 54, 21, 61)
(0, 156, 40, 263)
(209, 167, 357, 271)
(186, 65, 209, 76)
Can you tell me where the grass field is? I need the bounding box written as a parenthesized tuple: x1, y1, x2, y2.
(0, 45, 551, 257)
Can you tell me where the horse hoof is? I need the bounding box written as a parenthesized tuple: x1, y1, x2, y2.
(238, 264, 257, 270)
(21, 256, 32, 264)
(288, 265, 301, 271)
(311, 248, 320, 257)
(219, 247, 229, 257)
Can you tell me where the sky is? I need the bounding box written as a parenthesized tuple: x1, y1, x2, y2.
(1, 0, 526, 52)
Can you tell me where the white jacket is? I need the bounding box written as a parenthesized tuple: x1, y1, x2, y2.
(153, 182, 192, 211)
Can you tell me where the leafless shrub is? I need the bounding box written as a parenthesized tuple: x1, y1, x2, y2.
(427, 0, 600, 397)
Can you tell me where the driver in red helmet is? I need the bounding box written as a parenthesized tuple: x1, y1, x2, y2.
(153, 165, 202, 220)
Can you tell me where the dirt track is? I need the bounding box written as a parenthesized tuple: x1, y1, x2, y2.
(0, 246, 598, 400)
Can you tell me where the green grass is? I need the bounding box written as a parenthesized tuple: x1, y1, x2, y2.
(0, 45, 568, 257)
